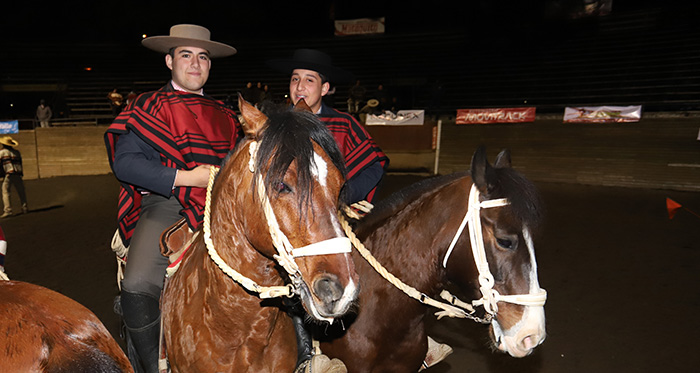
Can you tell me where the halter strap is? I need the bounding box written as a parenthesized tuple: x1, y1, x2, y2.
(292, 237, 351, 257)
(442, 185, 508, 268)
(204, 140, 350, 299)
(443, 184, 547, 316)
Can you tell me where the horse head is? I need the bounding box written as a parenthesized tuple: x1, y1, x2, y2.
(446, 146, 547, 357)
(210, 95, 358, 322)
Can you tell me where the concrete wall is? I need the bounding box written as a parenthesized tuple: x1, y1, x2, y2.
(14, 127, 112, 180)
(436, 115, 700, 192)
(11, 116, 700, 192)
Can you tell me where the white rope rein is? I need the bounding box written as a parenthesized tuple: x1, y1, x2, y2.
(340, 210, 482, 321)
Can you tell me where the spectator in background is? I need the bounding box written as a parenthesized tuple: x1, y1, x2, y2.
(36, 99, 52, 128)
(241, 81, 254, 103)
(347, 79, 366, 114)
(126, 90, 138, 107)
(260, 84, 273, 103)
(252, 81, 264, 106)
(107, 88, 124, 116)
(0, 136, 28, 218)
(373, 83, 389, 112)
(390, 95, 401, 113)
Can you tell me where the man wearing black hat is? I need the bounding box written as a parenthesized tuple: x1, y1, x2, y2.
(268, 49, 389, 204)
(104, 24, 241, 372)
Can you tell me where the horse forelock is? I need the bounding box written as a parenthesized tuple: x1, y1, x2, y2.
(490, 167, 544, 230)
(254, 108, 345, 214)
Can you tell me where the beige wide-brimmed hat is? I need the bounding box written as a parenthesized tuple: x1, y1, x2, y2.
(0, 136, 18, 147)
(142, 24, 237, 58)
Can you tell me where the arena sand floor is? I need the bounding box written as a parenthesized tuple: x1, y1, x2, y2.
(2, 173, 699, 372)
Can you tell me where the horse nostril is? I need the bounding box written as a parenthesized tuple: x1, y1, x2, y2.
(313, 275, 343, 304)
(520, 333, 542, 351)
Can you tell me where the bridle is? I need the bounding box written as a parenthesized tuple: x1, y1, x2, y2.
(203, 139, 351, 307)
(442, 184, 547, 317)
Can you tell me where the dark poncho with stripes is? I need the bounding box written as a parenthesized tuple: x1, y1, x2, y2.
(105, 83, 240, 245)
(318, 103, 389, 202)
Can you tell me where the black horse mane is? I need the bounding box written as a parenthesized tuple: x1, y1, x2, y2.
(357, 164, 544, 236)
(356, 173, 466, 236)
(253, 105, 346, 212)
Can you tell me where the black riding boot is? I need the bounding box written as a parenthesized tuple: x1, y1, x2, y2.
(292, 313, 314, 367)
(120, 290, 161, 373)
(285, 299, 314, 369)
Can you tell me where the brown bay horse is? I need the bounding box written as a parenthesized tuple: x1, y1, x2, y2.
(318, 147, 547, 372)
(161, 97, 359, 372)
(0, 279, 133, 372)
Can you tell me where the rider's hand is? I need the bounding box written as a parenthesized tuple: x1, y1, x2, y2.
(174, 165, 214, 189)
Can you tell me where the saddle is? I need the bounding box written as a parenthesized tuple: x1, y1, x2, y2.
(159, 218, 198, 277)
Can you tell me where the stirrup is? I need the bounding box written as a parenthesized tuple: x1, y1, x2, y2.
(419, 336, 453, 371)
(294, 354, 347, 373)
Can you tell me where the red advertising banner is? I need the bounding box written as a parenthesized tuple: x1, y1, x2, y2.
(456, 107, 536, 124)
(334, 17, 385, 36)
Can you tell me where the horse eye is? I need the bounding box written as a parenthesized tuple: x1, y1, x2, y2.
(496, 238, 514, 250)
(277, 182, 292, 194)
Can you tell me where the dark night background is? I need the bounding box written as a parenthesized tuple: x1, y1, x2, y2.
(6, 0, 696, 43)
(3, 0, 700, 121)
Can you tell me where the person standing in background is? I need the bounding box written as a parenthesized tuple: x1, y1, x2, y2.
(0, 136, 28, 218)
(36, 99, 52, 128)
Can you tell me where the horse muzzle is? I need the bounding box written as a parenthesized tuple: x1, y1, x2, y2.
(295, 270, 358, 323)
(491, 305, 546, 358)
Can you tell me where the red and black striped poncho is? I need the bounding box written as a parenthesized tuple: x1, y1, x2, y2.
(105, 84, 240, 245)
(319, 104, 389, 202)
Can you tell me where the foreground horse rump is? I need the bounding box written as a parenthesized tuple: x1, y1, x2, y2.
(162, 97, 358, 372)
(0, 280, 132, 372)
(319, 147, 547, 372)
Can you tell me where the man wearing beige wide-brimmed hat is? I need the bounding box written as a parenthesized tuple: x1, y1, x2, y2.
(0, 136, 28, 218)
(104, 24, 242, 372)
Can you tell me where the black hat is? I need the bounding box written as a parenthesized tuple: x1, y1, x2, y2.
(267, 49, 354, 83)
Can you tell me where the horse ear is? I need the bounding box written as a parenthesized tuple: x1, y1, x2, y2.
(237, 93, 267, 138)
(294, 98, 312, 113)
(471, 146, 489, 192)
(471, 146, 498, 194)
(494, 149, 512, 168)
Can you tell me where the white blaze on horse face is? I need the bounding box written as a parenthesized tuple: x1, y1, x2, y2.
(311, 151, 345, 238)
(311, 152, 328, 187)
(303, 151, 358, 320)
(493, 227, 546, 358)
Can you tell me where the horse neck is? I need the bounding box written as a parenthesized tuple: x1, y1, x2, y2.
(362, 176, 473, 296)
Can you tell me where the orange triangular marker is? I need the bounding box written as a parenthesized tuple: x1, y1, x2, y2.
(666, 198, 682, 219)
